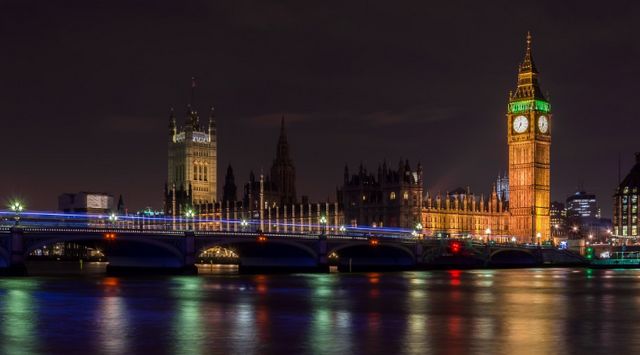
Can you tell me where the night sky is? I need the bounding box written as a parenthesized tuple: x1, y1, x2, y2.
(1, 1, 639, 217)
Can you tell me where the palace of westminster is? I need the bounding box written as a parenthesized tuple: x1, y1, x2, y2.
(164, 33, 552, 243)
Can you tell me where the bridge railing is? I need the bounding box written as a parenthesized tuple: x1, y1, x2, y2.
(0, 210, 422, 241)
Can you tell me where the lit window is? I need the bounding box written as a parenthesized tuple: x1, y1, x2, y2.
(403, 192, 409, 200)
(390, 192, 396, 200)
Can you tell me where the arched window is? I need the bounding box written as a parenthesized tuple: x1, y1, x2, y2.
(204, 165, 208, 181)
(194, 164, 198, 180)
(390, 192, 396, 200)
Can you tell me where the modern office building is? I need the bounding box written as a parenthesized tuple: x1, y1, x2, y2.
(613, 153, 640, 238)
(566, 191, 600, 220)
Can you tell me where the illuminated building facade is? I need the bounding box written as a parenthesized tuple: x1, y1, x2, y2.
(164, 105, 217, 216)
(613, 153, 640, 238)
(506, 32, 552, 243)
(421, 186, 509, 238)
(339, 160, 423, 228)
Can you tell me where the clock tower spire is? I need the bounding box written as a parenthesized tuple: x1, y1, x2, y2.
(507, 32, 551, 243)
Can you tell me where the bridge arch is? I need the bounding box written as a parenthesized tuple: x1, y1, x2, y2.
(489, 248, 537, 266)
(489, 248, 535, 259)
(328, 241, 415, 259)
(24, 234, 186, 268)
(197, 239, 319, 260)
(328, 241, 416, 271)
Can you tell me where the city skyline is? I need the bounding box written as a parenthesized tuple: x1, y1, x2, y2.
(1, 1, 639, 217)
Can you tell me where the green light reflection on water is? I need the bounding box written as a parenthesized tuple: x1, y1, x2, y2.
(306, 274, 354, 354)
(0, 279, 39, 355)
(170, 276, 205, 355)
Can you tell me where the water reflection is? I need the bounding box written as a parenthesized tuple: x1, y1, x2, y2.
(97, 278, 129, 355)
(171, 277, 204, 355)
(0, 279, 39, 355)
(1, 269, 640, 353)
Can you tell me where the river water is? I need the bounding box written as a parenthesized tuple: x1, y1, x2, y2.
(1, 266, 640, 354)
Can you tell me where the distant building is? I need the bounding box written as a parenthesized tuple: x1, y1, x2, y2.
(564, 190, 611, 241)
(58, 192, 114, 214)
(613, 153, 640, 238)
(339, 160, 423, 229)
(566, 191, 600, 220)
(550, 201, 566, 237)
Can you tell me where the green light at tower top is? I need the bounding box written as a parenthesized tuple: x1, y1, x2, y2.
(508, 99, 551, 114)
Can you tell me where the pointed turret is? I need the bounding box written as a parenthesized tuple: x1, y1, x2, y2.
(208, 106, 216, 138)
(275, 115, 291, 161)
(117, 194, 126, 214)
(223, 165, 237, 204)
(520, 31, 537, 74)
(169, 107, 176, 139)
(511, 31, 546, 101)
(271, 115, 297, 205)
(344, 164, 350, 183)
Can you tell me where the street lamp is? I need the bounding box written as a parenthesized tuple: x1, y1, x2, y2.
(240, 219, 249, 231)
(108, 212, 118, 229)
(319, 215, 327, 235)
(414, 222, 423, 238)
(10, 201, 24, 224)
(485, 227, 492, 243)
(185, 209, 195, 230)
(536, 232, 542, 246)
(339, 225, 346, 233)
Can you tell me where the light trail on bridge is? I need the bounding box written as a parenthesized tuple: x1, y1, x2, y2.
(0, 209, 421, 239)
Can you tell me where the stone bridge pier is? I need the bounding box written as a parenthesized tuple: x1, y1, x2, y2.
(0, 228, 28, 275)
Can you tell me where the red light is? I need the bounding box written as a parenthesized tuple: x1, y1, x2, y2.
(369, 238, 379, 246)
(450, 241, 460, 254)
(104, 233, 116, 240)
(257, 234, 267, 242)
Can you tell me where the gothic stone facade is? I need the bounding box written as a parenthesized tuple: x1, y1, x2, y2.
(339, 160, 423, 229)
(164, 105, 217, 216)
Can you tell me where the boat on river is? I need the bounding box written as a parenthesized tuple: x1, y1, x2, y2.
(589, 251, 640, 269)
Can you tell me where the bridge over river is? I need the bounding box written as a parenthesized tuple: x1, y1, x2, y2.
(0, 210, 585, 275)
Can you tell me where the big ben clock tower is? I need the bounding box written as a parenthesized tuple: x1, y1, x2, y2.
(507, 32, 551, 243)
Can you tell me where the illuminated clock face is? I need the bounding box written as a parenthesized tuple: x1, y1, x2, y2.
(538, 115, 549, 133)
(513, 115, 528, 133)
